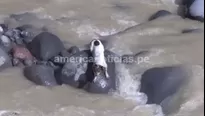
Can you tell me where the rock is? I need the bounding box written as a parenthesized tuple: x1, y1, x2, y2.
(0, 24, 8, 33)
(149, 10, 172, 21)
(16, 24, 43, 44)
(28, 32, 64, 61)
(23, 59, 34, 66)
(0, 47, 12, 71)
(182, 28, 203, 33)
(84, 74, 115, 94)
(84, 50, 117, 94)
(0, 27, 3, 34)
(84, 66, 116, 94)
(59, 50, 89, 88)
(59, 50, 117, 93)
(24, 65, 58, 86)
(68, 46, 80, 55)
(60, 50, 70, 57)
(10, 12, 38, 22)
(4, 29, 23, 44)
(140, 66, 191, 114)
(12, 46, 34, 61)
(4, 29, 20, 39)
(12, 58, 21, 66)
(183, 0, 204, 22)
(0, 35, 12, 52)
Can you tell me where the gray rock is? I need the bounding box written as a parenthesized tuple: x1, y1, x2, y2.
(12, 58, 21, 66)
(68, 46, 80, 55)
(4, 29, 23, 45)
(59, 50, 89, 87)
(28, 32, 64, 61)
(84, 50, 117, 94)
(23, 59, 34, 66)
(140, 66, 190, 114)
(183, 0, 204, 22)
(10, 12, 38, 22)
(0, 24, 8, 33)
(59, 50, 117, 94)
(24, 65, 58, 86)
(16, 24, 43, 44)
(149, 10, 172, 21)
(0, 35, 12, 52)
(0, 47, 12, 71)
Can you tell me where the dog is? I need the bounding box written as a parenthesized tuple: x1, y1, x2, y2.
(90, 39, 109, 79)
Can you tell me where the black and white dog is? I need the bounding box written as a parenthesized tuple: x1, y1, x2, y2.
(90, 39, 109, 79)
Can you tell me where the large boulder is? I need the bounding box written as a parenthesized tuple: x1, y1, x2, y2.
(58, 50, 117, 94)
(140, 66, 191, 114)
(24, 64, 58, 86)
(28, 32, 65, 61)
(183, 0, 204, 22)
(57, 50, 90, 87)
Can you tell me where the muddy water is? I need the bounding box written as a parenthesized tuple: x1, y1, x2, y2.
(0, 0, 204, 116)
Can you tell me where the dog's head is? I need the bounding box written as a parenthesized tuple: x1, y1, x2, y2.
(90, 39, 105, 54)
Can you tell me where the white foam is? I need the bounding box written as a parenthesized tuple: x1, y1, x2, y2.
(73, 24, 117, 39)
(0, 110, 20, 116)
(133, 105, 164, 116)
(114, 63, 148, 105)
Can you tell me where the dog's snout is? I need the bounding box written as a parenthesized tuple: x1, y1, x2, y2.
(94, 40, 100, 46)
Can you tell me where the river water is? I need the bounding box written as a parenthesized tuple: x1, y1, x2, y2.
(0, 0, 204, 116)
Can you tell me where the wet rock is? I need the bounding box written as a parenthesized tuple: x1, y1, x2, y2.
(4, 29, 20, 39)
(23, 59, 34, 66)
(4, 28, 23, 45)
(60, 50, 70, 57)
(84, 75, 115, 94)
(28, 32, 64, 61)
(183, 0, 204, 22)
(16, 24, 43, 44)
(10, 12, 38, 22)
(68, 46, 80, 55)
(24, 65, 58, 86)
(35, 60, 59, 70)
(12, 58, 21, 66)
(182, 28, 203, 33)
(0, 47, 12, 71)
(0, 27, 3, 34)
(59, 50, 117, 94)
(149, 10, 172, 21)
(140, 66, 190, 114)
(12, 46, 34, 61)
(0, 24, 8, 33)
(59, 50, 89, 87)
(0, 35, 12, 52)
(84, 50, 117, 94)
(84, 56, 116, 94)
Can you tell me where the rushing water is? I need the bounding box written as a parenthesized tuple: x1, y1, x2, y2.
(0, 0, 204, 116)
